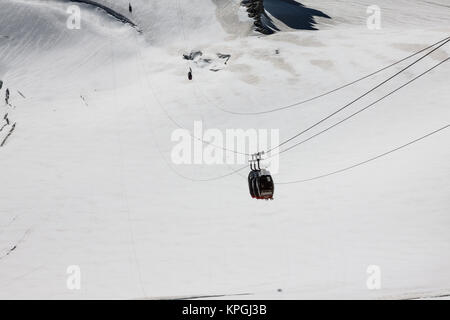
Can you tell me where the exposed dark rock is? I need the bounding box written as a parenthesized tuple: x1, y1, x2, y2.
(241, 0, 330, 35)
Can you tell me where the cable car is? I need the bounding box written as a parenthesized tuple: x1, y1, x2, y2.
(248, 153, 274, 200)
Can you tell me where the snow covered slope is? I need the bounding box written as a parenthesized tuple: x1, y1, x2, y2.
(0, 0, 449, 299)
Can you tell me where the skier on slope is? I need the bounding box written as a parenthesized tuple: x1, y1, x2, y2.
(188, 67, 193, 81)
(129, 2, 132, 13)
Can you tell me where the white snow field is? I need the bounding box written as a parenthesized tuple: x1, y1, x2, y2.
(0, 0, 449, 299)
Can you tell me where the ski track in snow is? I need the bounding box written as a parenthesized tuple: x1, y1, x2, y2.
(67, 0, 140, 30)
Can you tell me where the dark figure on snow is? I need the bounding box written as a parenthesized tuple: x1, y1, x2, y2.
(188, 67, 193, 81)
(129, 3, 132, 13)
(0, 80, 3, 90)
(5, 88, 9, 104)
(4, 113, 9, 125)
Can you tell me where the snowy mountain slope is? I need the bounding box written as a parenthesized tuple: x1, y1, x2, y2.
(0, 0, 449, 299)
